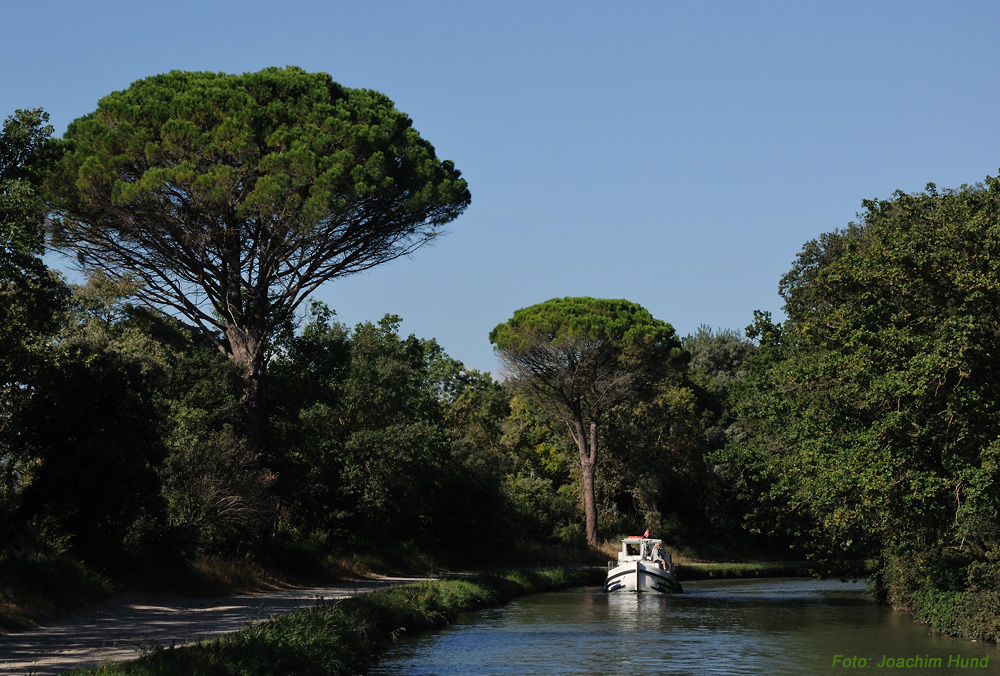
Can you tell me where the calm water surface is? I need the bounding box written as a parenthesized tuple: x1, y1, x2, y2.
(368, 578, 999, 675)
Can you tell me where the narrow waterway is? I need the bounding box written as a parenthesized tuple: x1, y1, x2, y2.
(369, 578, 998, 675)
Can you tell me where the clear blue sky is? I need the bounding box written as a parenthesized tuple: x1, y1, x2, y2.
(6, 1, 1000, 374)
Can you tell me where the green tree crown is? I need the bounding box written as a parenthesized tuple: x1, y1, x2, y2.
(46, 66, 470, 453)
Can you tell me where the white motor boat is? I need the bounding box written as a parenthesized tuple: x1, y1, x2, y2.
(603, 536, 682, 594)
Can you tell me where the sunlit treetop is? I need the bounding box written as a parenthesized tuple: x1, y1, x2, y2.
(47, 66, 471, 342)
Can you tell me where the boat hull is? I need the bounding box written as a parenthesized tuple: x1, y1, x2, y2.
(603, 560, 681, 594)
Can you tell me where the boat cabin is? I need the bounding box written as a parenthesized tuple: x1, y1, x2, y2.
(617, 537, 673, 571)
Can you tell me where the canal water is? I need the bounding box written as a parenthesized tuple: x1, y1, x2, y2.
(369, 578, 998, 675)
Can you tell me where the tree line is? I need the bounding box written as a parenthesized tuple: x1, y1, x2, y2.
(0, 80, 742, 580)
(3, 66, 999, 640)
(0, 256, 741, 576)
(716, 178, 1000, 639)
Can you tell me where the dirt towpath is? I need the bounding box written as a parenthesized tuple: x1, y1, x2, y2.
(0, 577, 428, 676)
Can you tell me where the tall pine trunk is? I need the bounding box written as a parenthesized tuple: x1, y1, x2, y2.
(572, 415, 599, 546)
(226, 325, 266, 458)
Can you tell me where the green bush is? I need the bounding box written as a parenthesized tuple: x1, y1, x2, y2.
(878, 551, 1000, 642)
(0, 552, 112, 632)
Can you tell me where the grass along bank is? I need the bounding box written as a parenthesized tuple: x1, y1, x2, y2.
(0, 544, 822, 638)
(0, 540, 607, 635)
(676, 561, 815, 580)
(67, 568, 605, 676)
(593, 540, 823, 581)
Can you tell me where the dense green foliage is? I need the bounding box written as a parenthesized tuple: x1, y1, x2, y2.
(21, 81, 1000, 646)
(0, 281, 727, 577)
(46, 66, 471, 453)
(598, 325, 750, 548)
(1, 274, 733, 601)
(721, 176, 1000, 640)
(268, 307, 452, 547)
(490, 297, 688, 545)
(0, 110, 70, 537)
(2, 95, 733, 607)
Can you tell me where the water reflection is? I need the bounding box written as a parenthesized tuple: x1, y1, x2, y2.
(370, 578, 998, 675)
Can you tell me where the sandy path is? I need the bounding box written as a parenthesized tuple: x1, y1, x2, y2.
(0, 577, 428, 675)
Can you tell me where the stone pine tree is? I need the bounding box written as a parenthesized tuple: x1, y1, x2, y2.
(490, 297, 686, 546)
(46, 67, 471, 453)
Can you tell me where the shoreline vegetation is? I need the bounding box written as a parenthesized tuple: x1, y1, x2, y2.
(6, 85, 1000, 662)
(9, 554, 833, 676)
(0, 549, 821, 636)
(675, 561, 819, 580)
(11, 550, 995, 672)
(65, 568, 605, 676)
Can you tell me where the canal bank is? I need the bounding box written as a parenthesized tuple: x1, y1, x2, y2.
(34, 562, 825, 675)
(371, 577, 1000, 675)
(676, 561, 818, 580)
(57, 568, 604, 676)
(5, 561, 842, 675)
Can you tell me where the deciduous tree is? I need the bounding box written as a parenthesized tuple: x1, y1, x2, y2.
(725, 177, 1000, 585)
(0, 108, 68, 532)
(1, 108, 67, 392)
